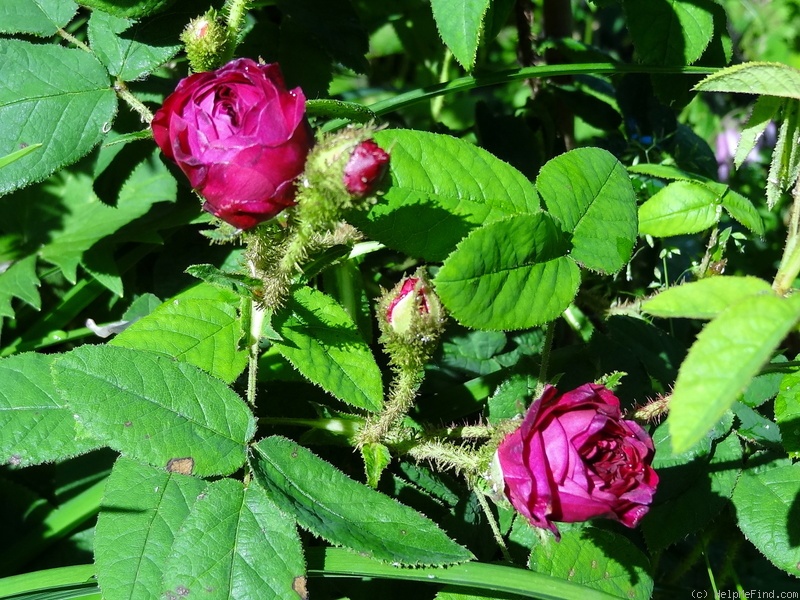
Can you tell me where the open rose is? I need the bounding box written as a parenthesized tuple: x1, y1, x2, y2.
(151, 59, 312, 230)
(495, 383, 658, 537)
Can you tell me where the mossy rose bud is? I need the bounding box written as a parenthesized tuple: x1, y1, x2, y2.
(496, 383, 658, 538)
(385, 276, 441, 337)
(343, 140, 390, 198)
(151, 58, 312, 230)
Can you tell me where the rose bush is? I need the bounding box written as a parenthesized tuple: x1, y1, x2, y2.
(496, 383, 658, 537)
(151, 58, 312, 229)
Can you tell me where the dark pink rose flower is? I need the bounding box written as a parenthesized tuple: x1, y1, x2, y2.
(343, 139, 390, 198)
(496, 383, 658, 538)
(151, 58, 312, 230)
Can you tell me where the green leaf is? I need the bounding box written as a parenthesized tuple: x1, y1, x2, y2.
(0, 0, 78, 36)
(162, 478, 306, 599)
(667, 294, 800, 453)
(638, 180, 721, 237)
(736, 95, 783, 168)
(536, 148, 637, 273)
(0, 255, 41, 318)
(732, 463, 800, 577)
(88, 10, 182, 81)
(529, 526, 654, 600)
(78, 0, 177, 18)
(642, 430, 741, 551)
(251, 436, 474, 566)
(435, 213, 580, 330)
(52, 345, 256, 477)
(353, 129, 540, 262)
(0, 353, 98, 467)
(623, 0, 715, 65)
(694, 61, 800, 99)
(767, 99, 800, 209)
(362, 442, 392, 488)
(775, 368, 800, 458)
(112, 283, 248, 384)
(641, 276, 773, 320)
(430, 0, 491, 71)
(271, 286, 383, 412)
(721, 189, 764, 235)
(38, 151, 176, 283)
(94, 457, 206, 600)
(0, 39, 117, 196)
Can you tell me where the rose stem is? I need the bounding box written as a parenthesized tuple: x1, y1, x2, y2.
(773, 175, 800, 295)
(358, 367, 423, 445)
(536, 320, 556, 395)
(246, 258, 265, 406)
(114, 80, 154, 124)
(221, 0, 251, 62)
(57, 28, 91, 53)
(473, 487, 513, 563)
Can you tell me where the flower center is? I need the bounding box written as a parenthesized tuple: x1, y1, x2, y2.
(213, 86, 239, 128)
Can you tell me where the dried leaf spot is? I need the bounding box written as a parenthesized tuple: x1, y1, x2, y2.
(8, 454, 21, 466)
(124, 421, 133, 427)
(176, 585, 190, 596)
(292, 576, 308, 599)
(166, 457, 194, 475)
(591, 560, 598, 569)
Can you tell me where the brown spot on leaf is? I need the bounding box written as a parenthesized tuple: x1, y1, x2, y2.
(292, 576, 308, 599)
(8, 455, 21, 466)
(124, 421, 132, 427)
(166, 457, 194, 475)
(176, 585, 189, 596)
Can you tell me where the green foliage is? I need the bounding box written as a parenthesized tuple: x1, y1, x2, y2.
(271, 286, 383, 412)
(0, 0, 79, 37)
(251, 436, 473, 566)
(53, 345, 256, 476)
(0, 39, 117, 196)
(430, 0, 491, 71)
(94, 457, 207, 600)
(3, 0, 800, 597)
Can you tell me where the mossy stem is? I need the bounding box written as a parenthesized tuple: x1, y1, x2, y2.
(221, 0, 251, 62)
(359, 367, 423, 445)
(114, 80, 154, 124)
(773, 175, 800, 295)
(474, 486, 512, 563)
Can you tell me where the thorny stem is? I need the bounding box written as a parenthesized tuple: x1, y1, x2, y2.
(57, 28, 91, 53)
(401, 438, 483, 476)
(114, 81, 154, 124)
(246, 258, 265, 406)
(359, 367, 423, 445)
(696, 225, 720, 278)
(536, 321, 556, 396)
(773, 175, 800, 295)
(221, 0, 251, 62)
(474, 487, 513, 563)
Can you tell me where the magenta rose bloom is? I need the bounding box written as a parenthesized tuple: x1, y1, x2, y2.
(151, 58, 312, 230)
(496, 383, 658, 537)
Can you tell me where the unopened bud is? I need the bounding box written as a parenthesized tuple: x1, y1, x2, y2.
(181, 11, 229, 73)
(383, 273, 444, 338)
(343, 139, 390, 198)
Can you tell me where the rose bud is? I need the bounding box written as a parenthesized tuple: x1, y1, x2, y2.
(385, 276, 442, 337)
(343, 139, 390, 198)
(151, 58, 312, 230)
(496, 383, 658, 538)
